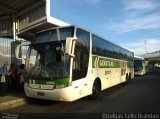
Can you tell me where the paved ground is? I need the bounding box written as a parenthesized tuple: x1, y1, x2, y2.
(1, 74, 160, 119)
(0, 92, 25, 111)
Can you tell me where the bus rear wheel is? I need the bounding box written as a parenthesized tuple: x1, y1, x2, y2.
(125, 73, 131, 84)
(124, 74, 129, 84)
(90, 80, 100, 99)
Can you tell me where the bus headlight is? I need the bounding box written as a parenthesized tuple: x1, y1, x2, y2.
(55, 83, 71, 89)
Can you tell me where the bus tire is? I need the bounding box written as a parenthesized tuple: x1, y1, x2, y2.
(124, 74, 129, 84)
(90, 79, 101, 99)
(129, 73, 131, 80)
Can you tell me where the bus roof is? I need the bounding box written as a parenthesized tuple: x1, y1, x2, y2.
(134, 55, 144, 60)
(35, 25, 134, 53)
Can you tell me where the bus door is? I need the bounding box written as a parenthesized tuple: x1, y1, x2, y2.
(71, 45, 89, 100)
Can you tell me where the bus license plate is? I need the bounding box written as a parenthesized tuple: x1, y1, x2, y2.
(37, 92, 45, 96)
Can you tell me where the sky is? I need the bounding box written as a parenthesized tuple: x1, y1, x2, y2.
(51, 0, 160, 55)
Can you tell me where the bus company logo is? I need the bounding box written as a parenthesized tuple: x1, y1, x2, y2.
(94, 56, 114, 68)
(94, 57, 99, 68)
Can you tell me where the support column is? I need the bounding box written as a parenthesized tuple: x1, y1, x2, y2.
(13, 14, 18, 41)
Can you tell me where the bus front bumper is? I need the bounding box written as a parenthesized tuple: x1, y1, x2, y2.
(134, 71, 144, 75)
(24, 85, 73, 102)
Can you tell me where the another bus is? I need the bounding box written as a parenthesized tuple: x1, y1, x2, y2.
(134, 56, 148, 75)
(16, 25, 134, 101)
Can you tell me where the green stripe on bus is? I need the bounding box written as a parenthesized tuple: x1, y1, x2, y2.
(127, 62, 134, 68)
(121, 69, 126, 75)
(92, 56, 118, 68)
(92, 56, 133, 68)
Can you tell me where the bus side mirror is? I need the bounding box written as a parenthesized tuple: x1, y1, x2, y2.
(65, 37, 77, 57)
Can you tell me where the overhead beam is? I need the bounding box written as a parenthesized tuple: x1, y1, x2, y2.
(0, 4, 16, 14)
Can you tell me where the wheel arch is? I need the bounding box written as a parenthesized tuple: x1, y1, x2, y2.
(94, 77, 102, 91)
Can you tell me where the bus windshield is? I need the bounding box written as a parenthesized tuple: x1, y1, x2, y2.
(24, 27, 74, 81)
(24, 41, 70, 80)
(134, 60, 143, 71)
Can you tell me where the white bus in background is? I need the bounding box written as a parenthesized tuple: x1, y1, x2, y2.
(134, 56, 148, 75)
(16, 25, 134, 101)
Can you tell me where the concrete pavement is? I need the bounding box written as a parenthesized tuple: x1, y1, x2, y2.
(0, 92, 26, 111)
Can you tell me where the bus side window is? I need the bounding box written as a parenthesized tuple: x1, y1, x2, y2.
(72, 28, 90, 81)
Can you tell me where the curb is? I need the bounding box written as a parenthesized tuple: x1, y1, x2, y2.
(0, 98, 26, 111)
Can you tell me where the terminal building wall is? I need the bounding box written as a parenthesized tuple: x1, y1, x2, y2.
(0, 37, 13, 66)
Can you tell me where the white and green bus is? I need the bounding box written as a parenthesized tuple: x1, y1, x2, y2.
(134, 56, 148, 75)
(16, 25, 134, 101)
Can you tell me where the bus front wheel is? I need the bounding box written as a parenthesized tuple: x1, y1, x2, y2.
(90, 80, 100, 99)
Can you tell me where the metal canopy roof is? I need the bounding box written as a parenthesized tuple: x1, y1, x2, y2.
(0, 0, 40, 15)
(140, 51, 160, 61)
(18, 21, 57, 40)
(0, 0, 69, 40)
